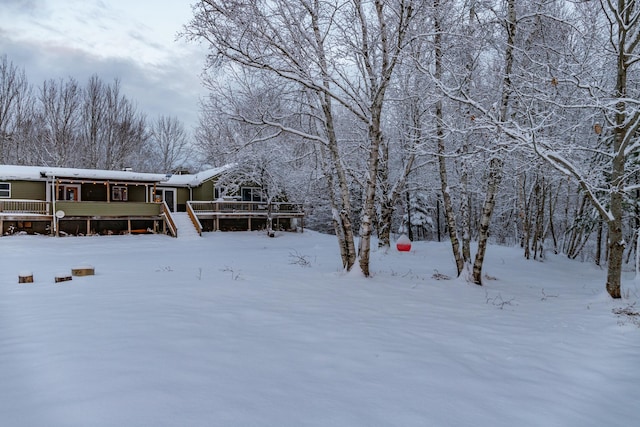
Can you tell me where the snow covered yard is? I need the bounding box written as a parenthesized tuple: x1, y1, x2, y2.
(1, 231, 639, 426)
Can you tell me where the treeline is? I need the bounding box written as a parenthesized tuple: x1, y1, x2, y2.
(184, 0, 640, 297)
(0, 55, 190, 172)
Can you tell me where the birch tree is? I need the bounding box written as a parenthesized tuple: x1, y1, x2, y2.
(532, 0, 640, 298)
(185, 0, 418, 275)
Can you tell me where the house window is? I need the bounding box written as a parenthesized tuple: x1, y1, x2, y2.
(112, 186, 128, 201)
(241, 187, 264, 202)
(0, 182, 10, 198)
(57, 184, 81, 201)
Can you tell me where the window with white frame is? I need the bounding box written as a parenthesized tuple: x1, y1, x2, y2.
(57, 184, 81, 201)
(241, 187, 265, 202)
(112, 186, 128, 201)
(0, 182, 10, 198)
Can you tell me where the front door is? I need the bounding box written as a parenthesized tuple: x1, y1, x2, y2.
(152, 188, 176, 212)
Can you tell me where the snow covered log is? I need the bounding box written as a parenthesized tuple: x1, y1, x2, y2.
(72, 266, 95, 276)
(18, 272, 33, 284)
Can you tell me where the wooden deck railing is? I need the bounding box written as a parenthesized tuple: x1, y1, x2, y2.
(0, 199, 49, 215)
(161, 201, 178, 237)
(189, 200, 304, 216)
(186, 201, 203, 236)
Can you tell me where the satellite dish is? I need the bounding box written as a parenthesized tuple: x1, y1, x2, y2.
(55, 210, 65, 219)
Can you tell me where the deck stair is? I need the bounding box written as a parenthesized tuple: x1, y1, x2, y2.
(171, 212, 201, 239)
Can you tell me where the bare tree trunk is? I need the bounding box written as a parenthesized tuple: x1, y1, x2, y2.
(358, 106, 383, 276)
(532, 178, 546, 260)
(604, 0, 635, 299)
(357, 0, 414, 277)
(471, 0, 516, 285)
(309, 5, 357, 271)
(472, 157, 504, 284)
(547, 182, 559, 254)
(321, 103, 357, 270)
(434, 0, 464, 275)
(378, 141, 392, 248)
(460, 144, 472, 263)
(595, 220, 603, 266)
(522, 175, 532, 259)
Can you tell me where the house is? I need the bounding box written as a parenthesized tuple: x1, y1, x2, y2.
(0, 164, 304, 237)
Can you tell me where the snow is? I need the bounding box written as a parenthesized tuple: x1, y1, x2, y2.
(0, 164, 235, 186)
(1, 231, 639, 426)
(163, 164, 236, 187)
(0, 165, 168, 183)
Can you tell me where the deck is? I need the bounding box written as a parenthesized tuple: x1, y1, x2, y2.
(1, 199, 304, 235)
(188, 201, 304, 232)
(1, 199, 172, 236)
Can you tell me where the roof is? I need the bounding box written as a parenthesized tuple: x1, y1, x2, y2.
(0, 165, 168, 183)
(0, 164, 236, 186)
(162, 163, 236, 187)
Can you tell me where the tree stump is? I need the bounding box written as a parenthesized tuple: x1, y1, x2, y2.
(55, 275, 72, 283)
(72, 266, 95, 276)
(18, 273, 34, 284)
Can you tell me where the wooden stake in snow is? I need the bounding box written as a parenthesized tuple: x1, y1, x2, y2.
(55, 274, 72, 283)
(18, 272, 33, 283)
(72, 266, 95, 276)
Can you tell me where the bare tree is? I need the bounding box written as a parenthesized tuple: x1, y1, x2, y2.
(530, 0, 640, 298)
(149, 115, 190, 173)
(81, 74, 107, 169)
(184, 0, 359, 270)
(101, 79, 148, 170)
(185, 0, 418, 275)
(37, 78, 82, 167)
(0, 55, 33, 164)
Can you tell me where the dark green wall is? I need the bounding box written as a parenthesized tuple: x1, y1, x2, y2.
(192, 180, 215, 201)
(3, 180, 46, 200)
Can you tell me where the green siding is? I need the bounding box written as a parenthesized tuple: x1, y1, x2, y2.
(192, 180, 215, 201)
(127, 185, 147, 202)
(176, 187, 190, 205)
(56, 201, 161, 217)
(5, 180, 46, 200)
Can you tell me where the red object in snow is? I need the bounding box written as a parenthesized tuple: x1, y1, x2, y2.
(396, 234, 411, 252)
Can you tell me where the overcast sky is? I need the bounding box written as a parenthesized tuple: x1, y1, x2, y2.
(0, 0, 208, 131)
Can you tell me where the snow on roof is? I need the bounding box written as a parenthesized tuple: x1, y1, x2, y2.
(0, 165, 168, 182)
(0, 164, 237, 186)
(162, 163, 236, 187)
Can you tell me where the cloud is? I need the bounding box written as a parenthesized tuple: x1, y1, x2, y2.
(2, 0, 48, 15)
(0, 0, 211, 133)
(0, 31, 206, 132)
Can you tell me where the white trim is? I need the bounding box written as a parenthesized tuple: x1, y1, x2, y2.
(151, 187, 177, 212)
(0, 182, 10, 198)
(112, 185, 128, 201)
(58, 184, 81, 201)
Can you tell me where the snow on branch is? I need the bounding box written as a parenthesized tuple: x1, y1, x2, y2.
(531, 134, 613, 222)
